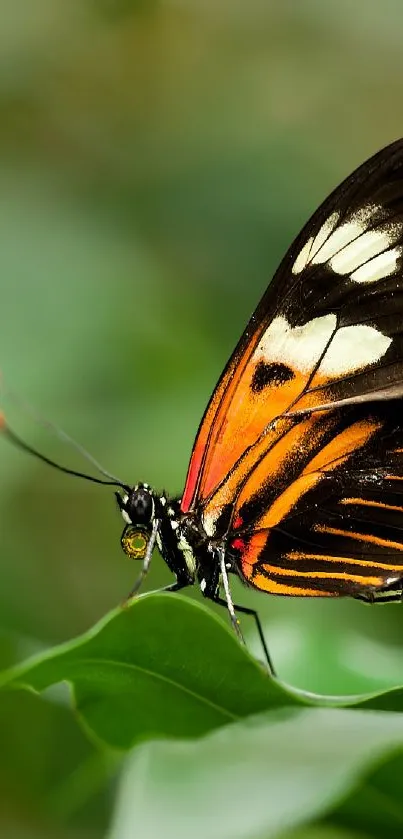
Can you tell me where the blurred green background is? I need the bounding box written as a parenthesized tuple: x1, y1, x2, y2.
(1, 1, 403, 837)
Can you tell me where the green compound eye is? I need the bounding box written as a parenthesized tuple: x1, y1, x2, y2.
(121, 527, 149, 560)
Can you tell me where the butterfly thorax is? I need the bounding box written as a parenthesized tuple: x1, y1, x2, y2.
(116, 483, 221, 596)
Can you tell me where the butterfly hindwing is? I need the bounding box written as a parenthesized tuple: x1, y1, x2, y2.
(229, 401, 403, 597)
(181, 139, 403, 598)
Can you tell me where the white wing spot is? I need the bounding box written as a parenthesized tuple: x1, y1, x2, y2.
(292, 236, 314, 274)
(309, 211, 340, 261)
(291, 205, 398, 279)
(351, 246, 400, 284)
(291, 212, 340, 275)
(312, 220, 363, 265)
(330, 225, 401, 275)
(254, 314, 337, 375)
(311, 205, 379, 266)
(252, 315, 391, 383)
(318, 325, 391, 377)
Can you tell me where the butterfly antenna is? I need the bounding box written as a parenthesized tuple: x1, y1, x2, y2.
(0, 379, 129, 488)
(0, 415, 130, 491)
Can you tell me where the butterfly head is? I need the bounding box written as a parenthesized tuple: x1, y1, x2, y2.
(116, 483, 155, 561)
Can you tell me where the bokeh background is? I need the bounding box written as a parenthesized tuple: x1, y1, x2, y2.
(1, 1, 403, 837)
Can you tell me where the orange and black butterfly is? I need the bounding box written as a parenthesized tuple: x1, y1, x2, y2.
(5, 138, 403, 673)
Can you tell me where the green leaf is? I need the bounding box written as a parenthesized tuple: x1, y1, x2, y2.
(283, 829, 371, 839)
(329, 750, 403, 837)
(0, 689, 106, 819)
(0, 594, 304, 749)
(108, 708, 403, 839)
(2, 593, 403, 752)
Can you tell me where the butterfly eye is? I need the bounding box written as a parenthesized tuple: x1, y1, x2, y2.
(121, 526, 150, 560)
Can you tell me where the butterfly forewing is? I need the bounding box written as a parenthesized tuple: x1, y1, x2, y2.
(181, 138, 403, 599)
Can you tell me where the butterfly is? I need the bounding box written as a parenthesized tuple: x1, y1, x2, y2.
(5, 138, 403, 675)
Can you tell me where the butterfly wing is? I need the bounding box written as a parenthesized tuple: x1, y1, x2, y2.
(230, 400, 403, 597)
(181, 139, 403, 596)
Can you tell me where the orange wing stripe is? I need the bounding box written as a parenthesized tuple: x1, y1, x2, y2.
(230, 416, 319, 530)
(254, 474, 320, 530)
(302, 419, 381, 475)
(287, 549, 403, 572)
(237, 417, 380, 534)
(250, 572, 334, 597)
(340, 497, 403, 514)
(261, 563, 384, 587)
(314, 524, 403, 552)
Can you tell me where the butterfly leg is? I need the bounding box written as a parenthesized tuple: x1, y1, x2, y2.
(214, 549, 276, 674)
(217, 548, 246, 646)
(125, 518, 159, 600)
(213, 591, 275, 675)
(227, 602, 275, 676)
